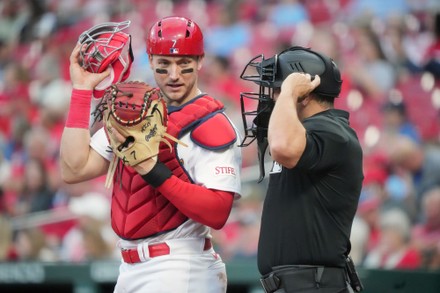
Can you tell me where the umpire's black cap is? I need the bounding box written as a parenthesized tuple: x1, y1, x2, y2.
(265, 46, 343, 98)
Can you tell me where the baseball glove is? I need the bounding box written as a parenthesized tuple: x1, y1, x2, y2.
(102, 81, 186, 187)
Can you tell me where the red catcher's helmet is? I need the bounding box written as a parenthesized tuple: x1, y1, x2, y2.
(147, 16, 204, 56)
(78, 20, 134, 98)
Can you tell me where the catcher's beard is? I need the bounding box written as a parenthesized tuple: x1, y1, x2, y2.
(155, 68, 194, 74)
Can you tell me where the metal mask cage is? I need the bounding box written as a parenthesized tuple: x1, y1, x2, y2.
(78, 20, 131, 73)
(239, 54, 277, 147)
(239, 89, 274, 147)
(239, 54, 278, 87)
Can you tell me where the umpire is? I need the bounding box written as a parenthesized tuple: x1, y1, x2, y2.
(240, 46, 364, 293)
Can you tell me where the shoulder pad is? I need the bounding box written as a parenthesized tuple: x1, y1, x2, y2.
(190, 113, 237, 150)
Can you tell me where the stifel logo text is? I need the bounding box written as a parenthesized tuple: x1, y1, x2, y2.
(215, 166, 236, 176)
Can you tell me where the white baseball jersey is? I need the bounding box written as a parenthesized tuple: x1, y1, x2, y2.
(90, 125, 242, 293)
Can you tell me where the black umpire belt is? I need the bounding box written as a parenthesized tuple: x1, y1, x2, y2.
(260, 265, 349, 293)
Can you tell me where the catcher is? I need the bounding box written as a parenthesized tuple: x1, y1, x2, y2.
(60, 16, 242, 293)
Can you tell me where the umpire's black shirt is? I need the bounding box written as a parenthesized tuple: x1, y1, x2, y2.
(258, 109, 364, 275)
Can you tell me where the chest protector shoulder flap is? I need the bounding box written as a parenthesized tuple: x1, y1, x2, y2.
(111, 95, 224, 240)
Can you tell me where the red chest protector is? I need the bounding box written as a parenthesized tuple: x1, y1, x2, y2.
(110, 95, 225, 240)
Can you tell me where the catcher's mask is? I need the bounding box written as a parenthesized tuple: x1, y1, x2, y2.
(147, 16, 204, 56)
(78, 20, 134, 98)
(239, 46, 342, 181)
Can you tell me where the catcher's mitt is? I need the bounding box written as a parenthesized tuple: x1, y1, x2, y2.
(102, 81, 186, 187)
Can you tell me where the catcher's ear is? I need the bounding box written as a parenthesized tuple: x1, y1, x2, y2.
(196, 55, 204, 71)
(148, 55, 154, 69)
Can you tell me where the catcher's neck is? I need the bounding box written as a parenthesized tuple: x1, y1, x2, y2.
(164, 88, 202, 106)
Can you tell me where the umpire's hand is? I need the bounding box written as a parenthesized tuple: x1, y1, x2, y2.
(280, 73, 321, 102)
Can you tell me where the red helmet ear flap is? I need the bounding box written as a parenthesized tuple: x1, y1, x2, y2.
(78, 21, 134, 98)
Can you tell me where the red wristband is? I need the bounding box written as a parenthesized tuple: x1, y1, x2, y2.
(65, 89, 93, 129)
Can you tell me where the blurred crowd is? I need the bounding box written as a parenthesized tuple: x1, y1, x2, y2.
(0, 0, 440, 272)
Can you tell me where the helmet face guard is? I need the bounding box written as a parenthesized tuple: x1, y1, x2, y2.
(239, 54, 277, 147)
(239, 54, 276, 182)
(78, 20, 134, 98)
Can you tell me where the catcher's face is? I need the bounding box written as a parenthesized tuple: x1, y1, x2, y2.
(149, 55, 202, 106)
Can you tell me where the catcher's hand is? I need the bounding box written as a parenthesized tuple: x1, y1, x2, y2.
(102, 81, 186, 186)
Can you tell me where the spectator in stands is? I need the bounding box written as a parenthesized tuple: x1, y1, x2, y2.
(387, 135, 440, 206)
(0, 39, 10, 85)
(357, 186, 384, 254)
(0, 60, 31, 140)
(422, 11, 440, 78)
(0, 150, 10, 211)
(363, 154, 413, 213)
(0, 0, 27, 45)
(307, 27, 354, 99)
(29, 51, 72, 130)
(381, 96, 421, 144)
(14, 227, 57, 261)
(14, 157, 55, 216)
(27, 52, 71, 194)
(380, 15, 415, 75)
(17, 0, 57, 45)
(1, 117, 31, 216)
(203, 55, 251, 108)
(360, 164, 389, 205)
(350, 215, 370, 265)
(23, 125, 61, 191)
(363, 208, 422, 269)
(411, 187, 440, 269)
(345, 26, 397, 101)
(215, 190, 261, 261)
(204, 3, 251, 58)
(426, 244, 440, 270)
(61, 192, 115, 262)
(267, 0, 309, 29)
(0, 215, 16, 261)
(347, 0, 410, 21)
